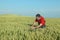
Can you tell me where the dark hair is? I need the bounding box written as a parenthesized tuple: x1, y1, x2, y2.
(36, 14, 41, 17)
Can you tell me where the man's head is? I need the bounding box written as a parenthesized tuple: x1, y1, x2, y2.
(36, 14, 41, 20)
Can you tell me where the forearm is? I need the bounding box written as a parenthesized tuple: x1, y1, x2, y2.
(32, 22, 36, 26)
(36, 24, 43, 28)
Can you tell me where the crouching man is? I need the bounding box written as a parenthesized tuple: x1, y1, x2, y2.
(32, 14, 46, 29)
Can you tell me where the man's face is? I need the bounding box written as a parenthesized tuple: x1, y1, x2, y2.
(36, 17, 40, 20)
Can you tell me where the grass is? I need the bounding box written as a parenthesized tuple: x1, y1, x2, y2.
(0, 15, 60, 40)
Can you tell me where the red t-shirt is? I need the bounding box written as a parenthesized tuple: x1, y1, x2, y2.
(35, 16, 46, 26)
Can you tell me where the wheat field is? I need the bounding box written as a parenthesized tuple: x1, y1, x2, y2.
(0, 15, 60, 40)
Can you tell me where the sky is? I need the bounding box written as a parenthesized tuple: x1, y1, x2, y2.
(0, 0, 60, 18)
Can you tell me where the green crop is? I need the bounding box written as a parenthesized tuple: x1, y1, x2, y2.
(0, 15, 60, 40)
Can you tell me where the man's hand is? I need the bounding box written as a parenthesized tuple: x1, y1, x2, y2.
(31, 27, 36, 30)
(31, 25, 36, 30)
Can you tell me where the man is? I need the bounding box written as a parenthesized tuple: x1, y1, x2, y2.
(32, 14, 46, 29)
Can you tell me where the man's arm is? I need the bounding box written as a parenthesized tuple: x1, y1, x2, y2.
(31, 22, 37, 29)
(36, 23, 43, 28)
(32, 22, 36, 27)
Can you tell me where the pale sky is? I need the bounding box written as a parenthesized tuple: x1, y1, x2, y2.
(0, 0, 60, 18)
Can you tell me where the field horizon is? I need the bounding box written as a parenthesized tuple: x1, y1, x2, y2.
(0, 14, 60, 18)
